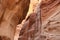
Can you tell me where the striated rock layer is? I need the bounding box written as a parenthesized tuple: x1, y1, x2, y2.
(0, 0, 60, 40)
(18, 0, 60, 40)
(41, 0, 60, 40)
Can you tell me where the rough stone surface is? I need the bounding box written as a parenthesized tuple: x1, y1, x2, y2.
(0, 0, 30, 40)
(17, 0, 60, 40)
(0, 0, 60, 40)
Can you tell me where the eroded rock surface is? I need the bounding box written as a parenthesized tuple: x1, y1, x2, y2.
(0, 0, 30, 40)
(17, 0, 60, 40)
(0, 0, 60, 40)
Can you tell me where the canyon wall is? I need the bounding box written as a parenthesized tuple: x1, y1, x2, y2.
(0, 0, 30, 40)
(0, 0, 60, 40)
(18, 0, 60, 40)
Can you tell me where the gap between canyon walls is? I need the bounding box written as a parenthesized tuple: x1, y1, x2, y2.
(17, 0, 42, 40)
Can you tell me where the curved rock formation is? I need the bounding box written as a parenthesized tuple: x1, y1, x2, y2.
(0, 0, 60, 40)
(17, 0, 60, 40)
(0, 0, 30, 40)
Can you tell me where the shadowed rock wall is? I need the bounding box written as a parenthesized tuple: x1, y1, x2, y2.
(0, 0, 30, 40)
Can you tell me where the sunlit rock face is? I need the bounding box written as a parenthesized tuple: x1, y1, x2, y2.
(18, 0, 41, 40)
(0, 0, 30, 40)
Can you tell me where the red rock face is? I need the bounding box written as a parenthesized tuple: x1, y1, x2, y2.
(0, 0, 60, 40)
(41, 0, 60, 22)
(0, 0, 30, 40)
(17, 0, 60, 40)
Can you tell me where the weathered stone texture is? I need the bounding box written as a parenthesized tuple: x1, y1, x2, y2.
(18, 0, 60, 40)
(0, 0, 60, 40)
(0, 0, 30, 40)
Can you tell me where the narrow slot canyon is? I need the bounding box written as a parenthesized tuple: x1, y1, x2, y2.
(0, 0, 60, 40)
